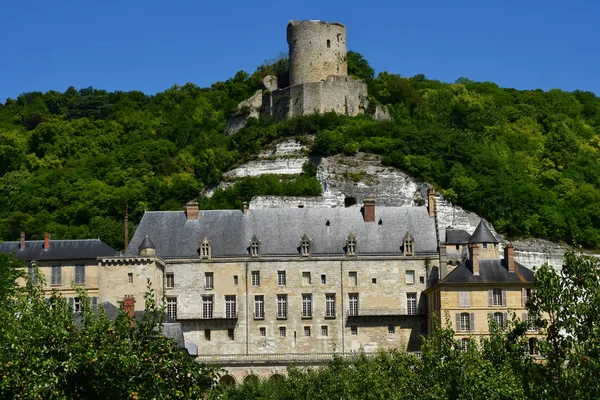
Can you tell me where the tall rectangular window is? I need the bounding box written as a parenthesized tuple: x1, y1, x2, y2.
(205, 272, 214, 290)
(459, 290, 470, 308)
(165, 273, 174, 289)
(349, 293, 359, 316)
(304, 326, 311, 337)
(277, 294, 287, 319)
(254, 295, 264, 319)
(167, 297, 177, 319)
(51, 265, 62, 286)
(73, 297, 82, 313)
(75, 265, 85, 285)
(225, 295, 236, 319)
(325, 294, 336, 318)
(302, 294, 312, 318)
(405, 270, 415, 285)
(279, 326, 286, 337)
(259, 327, 266, 336)
(202, 295, 213, 319)
(128, 273, 133, 283)
(278, 270, 286, 286)
(321, 274, 327, 284)
(407, 293, 417, 315)
(388, 324, 395, 334)
(490, 289, 505, 306)
(228, 328, 235, 341)
(204, 329, 211, 341)
(302, 272, 311, 285)
(460, 312, 471, 331)
(251, 271, 260, 287)
(321, 326, 328, 337)
(349, 271, 357, 286)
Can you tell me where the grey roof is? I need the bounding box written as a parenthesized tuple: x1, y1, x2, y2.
(445, 229, 471, 244)
(0, 239, 117, 261)
(138, 235, 156, 250)
(126, 206, 438, 258)
(440, 259, 534, 285)
(469, 220, 499, 244)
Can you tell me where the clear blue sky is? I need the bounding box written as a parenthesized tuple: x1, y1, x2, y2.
(1, 0, 598, 102)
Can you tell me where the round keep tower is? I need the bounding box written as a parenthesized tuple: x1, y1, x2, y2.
(287, 20, 348, 87)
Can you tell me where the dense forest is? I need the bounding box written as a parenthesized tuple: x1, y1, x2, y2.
(1, 52, 600, 250)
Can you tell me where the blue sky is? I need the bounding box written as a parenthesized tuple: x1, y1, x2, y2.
(1, 0, 598, 102)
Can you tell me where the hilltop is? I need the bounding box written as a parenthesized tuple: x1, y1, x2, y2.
(1, 52, 600, 251)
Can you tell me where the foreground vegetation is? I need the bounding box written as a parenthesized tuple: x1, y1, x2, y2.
(1, 52, 600, 250)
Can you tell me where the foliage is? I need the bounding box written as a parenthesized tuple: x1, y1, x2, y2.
(0, 256, 217, 399)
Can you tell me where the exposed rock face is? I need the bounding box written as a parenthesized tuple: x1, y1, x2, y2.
(224, 90, 262, 136)
(372, 104, 392, 121)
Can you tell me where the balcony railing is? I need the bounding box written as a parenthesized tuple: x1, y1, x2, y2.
(196, 351, 422, 365)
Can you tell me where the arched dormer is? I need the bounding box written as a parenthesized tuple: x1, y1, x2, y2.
(200, 236, 211, 260)
(250, 234, 260, 258)
(403, 232, 414, 256)
(346, 232, 357, 257)
(300, 234, 310, 257)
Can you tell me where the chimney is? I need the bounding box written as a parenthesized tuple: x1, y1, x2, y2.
(43, 232, 50, 251)
(242, 202, 248, 215)
(20, 232, 25, 250)
(439, 245, 447, 281)
(504, 243, 515, 272)
(363, 198, 376, 223)
(123, 295, 135, 322)
(185, 200, 199, 220)
(469, 243, 480, 275)
(427, 188, 436, 217)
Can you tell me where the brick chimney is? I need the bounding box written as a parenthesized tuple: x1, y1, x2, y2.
(185, 200, 199, 220)
(439, 245, 447, 281)
(469, 243, 480, 275)
(43, 232, 50, 251)
(123, 295, 135, 321)
(20, 232, 25, 250)
(363, 198, 376, 223)
(427, 188, 436, 217)
(242, 202, 248, 215)
(504, 243, 515, 272)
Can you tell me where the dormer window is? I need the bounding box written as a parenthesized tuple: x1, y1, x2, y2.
(200, 236, 211, 260)
(403, 232, 414, 256)
(300, 234, 310, 257)
(250, 234, 260, 258)
(347, 233, 357, 257)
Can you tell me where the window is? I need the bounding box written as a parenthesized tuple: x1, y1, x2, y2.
(51, 265, 62, 286)
(205, 272, 214, 290)
(321, 326, 328, 337)
(202, 296, 213, 319)
(407, 293, 417, 315)
(493, 312, 505, 329)
(251, 271, 260, 287)
(233, 275, 238, 285)
(302, 271, 311, 285)
(350, 326, 358, 335)
(372, 277, 377, 284)
(490, 289, 505, 306)
(461, 338, 470, 351)
(349, 271, 357, 286)
(75, 265, 85, 285)
(459, 290, 470, 308)
(204, 329, 211, 341)
(321, 274, 326, 284)
(325, 294, 336, 318)
(92, 297, 98, 311)
(458, 312, 474, 331)
(128, 273, 133, 284)
(279, 326, 286, 337)
(228, 328, 235, 341)
(349, 293, 359, 316)
(300, 234, 310, 256)
(304, 326, 311, 337)
(165, 273, 174, 289)
(73, 297, 82, 313)
(250, 236, 260, 257)
(404, 233, 414, 256)
(388, 324, 395, 334)
(278, 270, 286, 286)
(167, 297, 177, 319)
(302, 294, 313, 318)
(346, 233, 356, 256)
(225, 295, 236, 319)
(523, 312, 537, 331)
(277, 294, 287, 319)
(522, 288, 532, 306)
(259, 327, 266, 337)
(200, 236, 211, 259)
(254, 295, 264, 319)
(420, 276, 425, 284)
(529, 338, 538, 355)
(406, 270, 415, 285)
(326, 39, 331, 48)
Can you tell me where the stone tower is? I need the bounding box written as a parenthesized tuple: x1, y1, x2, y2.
(287, 20, 348, 86)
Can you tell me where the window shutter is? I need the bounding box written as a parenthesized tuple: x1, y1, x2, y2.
(521, 288, 526, 306)
(92, 297, 98, 310)
(502, 290, 507, 306)
(470, 313, 475, 331)
(503, 312, 508, 325)
(455, 313, 460, 331)
(488, 312, 493, 323)
(68, 297, 74, 311)
(488, 289, 493, 307)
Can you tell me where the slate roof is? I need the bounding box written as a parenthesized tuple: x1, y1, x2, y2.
(440, 259, 534, 285)
(126, 206, 438, 258)
(469, 220, 499, 244)
(444, 229, 471, 244)
(0, 239, 118, 261)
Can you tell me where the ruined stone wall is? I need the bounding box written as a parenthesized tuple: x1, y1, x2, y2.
(287, 20, 347, 86)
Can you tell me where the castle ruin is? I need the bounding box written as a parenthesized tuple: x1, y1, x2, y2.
(226, 20, 386, 135)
